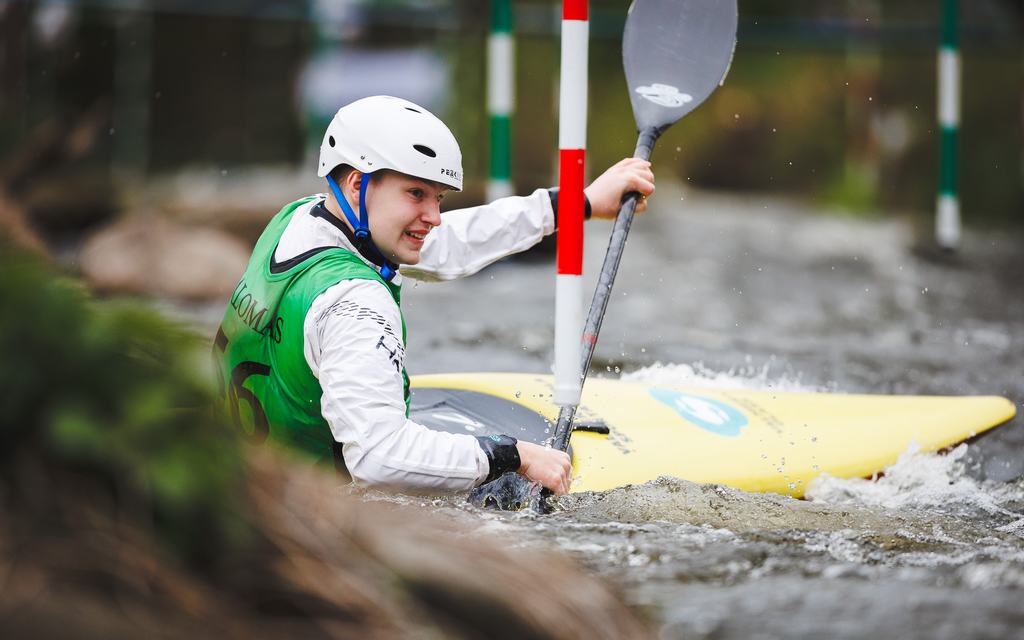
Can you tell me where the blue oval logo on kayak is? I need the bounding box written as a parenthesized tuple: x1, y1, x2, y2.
(649, 388, 748, 437)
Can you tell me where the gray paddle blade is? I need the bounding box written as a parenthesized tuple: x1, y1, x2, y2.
(624, 0, 738, 132)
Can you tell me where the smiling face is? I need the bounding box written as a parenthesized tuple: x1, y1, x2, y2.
(337, 169, 448, 265)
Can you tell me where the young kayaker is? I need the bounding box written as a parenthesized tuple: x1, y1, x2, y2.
(215, 95, 654, 496)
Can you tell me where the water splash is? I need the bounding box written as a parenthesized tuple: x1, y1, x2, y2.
(623, 359, 827, 392)
(806, 444, 1024, 527)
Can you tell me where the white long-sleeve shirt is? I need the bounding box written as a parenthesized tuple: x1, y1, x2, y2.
(273, 188, 555, 491)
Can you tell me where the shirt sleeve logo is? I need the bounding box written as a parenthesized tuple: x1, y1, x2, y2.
(375, 334, 404, 372)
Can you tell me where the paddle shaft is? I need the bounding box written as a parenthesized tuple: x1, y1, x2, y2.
(550, 126, 660, 453)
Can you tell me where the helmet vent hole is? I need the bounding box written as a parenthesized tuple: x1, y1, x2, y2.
(404, 107, 422, 114)
(413, 144, 437, 158)
(328, 136, 335, 147)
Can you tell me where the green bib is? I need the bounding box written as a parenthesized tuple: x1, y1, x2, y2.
(213, 196, 409, 465)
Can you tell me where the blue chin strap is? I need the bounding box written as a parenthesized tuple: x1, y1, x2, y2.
(326, 171, 397, 282)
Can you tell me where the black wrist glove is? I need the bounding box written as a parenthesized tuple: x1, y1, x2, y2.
(476, 434, 521, 484)
(547, 187, 592, 226)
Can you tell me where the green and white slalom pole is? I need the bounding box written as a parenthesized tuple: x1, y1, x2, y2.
(554, 0, 588, 407)
(936, 0, 961, 250)
(487, 0, 515, 202)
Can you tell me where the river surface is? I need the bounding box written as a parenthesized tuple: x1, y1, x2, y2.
(175, 183, 1024, 638)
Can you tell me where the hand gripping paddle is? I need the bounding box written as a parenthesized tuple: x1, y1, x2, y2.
(470, 0, 738, 513)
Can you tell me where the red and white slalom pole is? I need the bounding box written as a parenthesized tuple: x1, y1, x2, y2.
(554, 0, 588, 407)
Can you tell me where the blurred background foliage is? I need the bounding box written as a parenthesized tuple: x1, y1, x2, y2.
(0, 0, 1020, 244)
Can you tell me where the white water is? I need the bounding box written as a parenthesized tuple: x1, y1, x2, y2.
(807, 443, 1024, 529)
(622, 358, 828, 392)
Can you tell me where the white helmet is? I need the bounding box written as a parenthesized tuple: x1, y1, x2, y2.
(317, 95, 463, 191)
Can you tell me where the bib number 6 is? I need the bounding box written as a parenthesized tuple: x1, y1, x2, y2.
(214, 327, 271, 444)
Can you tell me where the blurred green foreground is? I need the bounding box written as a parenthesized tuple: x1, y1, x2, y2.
(0, 247, 648, 640)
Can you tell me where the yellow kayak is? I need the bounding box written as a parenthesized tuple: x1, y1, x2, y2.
(410, 373, 1017, 498)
